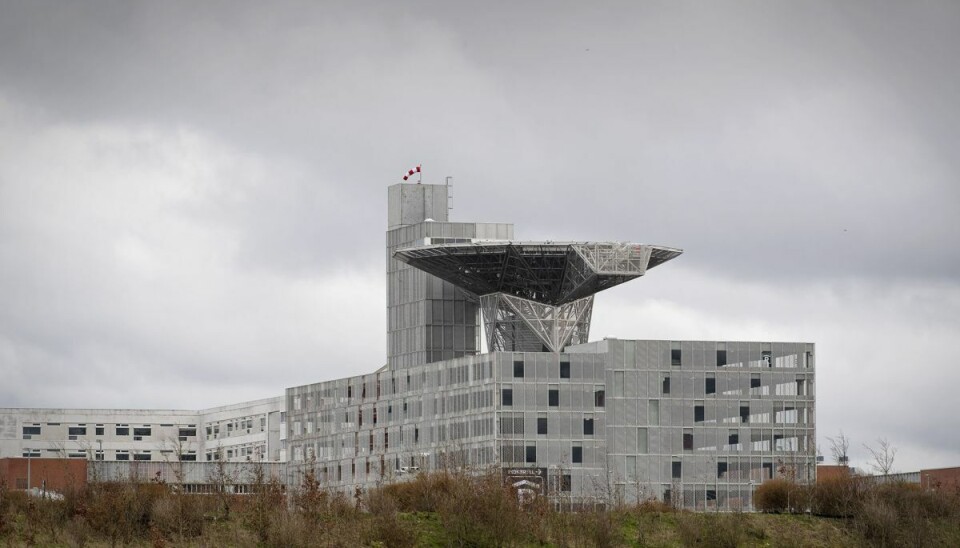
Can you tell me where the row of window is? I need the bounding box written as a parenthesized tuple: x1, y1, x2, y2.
(512, 357, 573, 379)
(501, 388, 605, 407)
(22, 425, 196, 440)
(671, 349, 813, 368)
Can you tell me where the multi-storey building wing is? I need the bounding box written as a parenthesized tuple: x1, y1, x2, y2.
(284, 183, 816, 510)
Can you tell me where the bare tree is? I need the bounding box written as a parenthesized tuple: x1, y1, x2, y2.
(827, 431, 850, 466)
(864, 437, 897, 476)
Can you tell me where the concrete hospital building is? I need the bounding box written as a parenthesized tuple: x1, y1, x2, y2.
(1, 182, 816, 510)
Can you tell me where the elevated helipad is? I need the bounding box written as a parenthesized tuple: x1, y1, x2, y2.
(393, 241, 682, 305)
(394, 240, 682, 352)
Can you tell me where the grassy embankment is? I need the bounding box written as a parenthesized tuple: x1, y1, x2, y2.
(1, 469, 958, 547)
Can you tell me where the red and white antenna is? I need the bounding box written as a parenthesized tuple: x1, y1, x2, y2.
(402, 165, 422, 183)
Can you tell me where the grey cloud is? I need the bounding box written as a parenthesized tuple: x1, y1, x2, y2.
(0, 0, 958, 467)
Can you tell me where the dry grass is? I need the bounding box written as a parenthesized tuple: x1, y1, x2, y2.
(2, 472, 960, 547)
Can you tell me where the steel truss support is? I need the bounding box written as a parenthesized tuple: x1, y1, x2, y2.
(480, 293, 593, 353)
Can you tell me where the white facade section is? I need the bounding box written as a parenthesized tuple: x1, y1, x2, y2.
(0, 396, 284, 464)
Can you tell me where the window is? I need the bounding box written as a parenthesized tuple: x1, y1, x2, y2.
(68, 427, 86, 436)
(133, 427, 151, 437)
(560, 474, 572, 492)
(560, 356, 571, 379)
(638, 428, 648, 453)
(181, 454, 197, 462)
(694, 405, 705, 423)
(96, 427, 105, 436)
(662, 375, 671, 395)
(537, 417, 548, 435)
(22, 426, 41, 437)
(740, 405, 750, 423)
(134, 453, 152, 461)
(583, 418, 594, 436)
(116, 427, 129, 436)
(572, 445, 583, 463)
(115, 453, 129, 461)
(513, 359, 524, 378)
(671, 348, 682, 366)
(717, 350, 727, 367)
(672, 461, 682, 479)
(762, 350, 772, 367)
(706, 376, 716, 395)
(717, 461, 728, 478)
(728, 431, 739, 445)
(549, 389, 559, 407)
(502, 388, 513, 406)
(594, 389, 605, 407)
(525, 445, 536, 463)
(751, 375, 761, 389)
(179, 428, 197, 438)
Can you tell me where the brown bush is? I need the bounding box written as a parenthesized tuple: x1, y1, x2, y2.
(811, 475, 865, 517)
(754, 478, 807, 513)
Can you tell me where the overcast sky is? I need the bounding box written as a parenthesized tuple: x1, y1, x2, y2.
(1, 1, 958, 472)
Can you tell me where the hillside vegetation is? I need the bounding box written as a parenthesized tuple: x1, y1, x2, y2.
(1, 469, 958, 547)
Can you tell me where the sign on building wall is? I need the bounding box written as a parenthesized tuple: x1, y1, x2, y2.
(503, 467, 548, 504)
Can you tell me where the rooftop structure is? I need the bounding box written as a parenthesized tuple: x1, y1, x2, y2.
(394, 240, 682, 352)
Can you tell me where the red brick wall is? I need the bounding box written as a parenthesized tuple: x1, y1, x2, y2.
(0, 458, 87, 492)
(816, 465, 850, 483)
(920, 467, 960, 492)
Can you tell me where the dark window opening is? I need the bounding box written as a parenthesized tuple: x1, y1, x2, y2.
(694, 405, 705, 423)
(662, 376, 671, 394)
(706, 377, 716, 394)
(22, 426, 41, 436)
(729, 433, 739, 445)
(707, 489, 717, 502)
(671, 348, 682, 366)
(560, 357, 571, 379)
(537, 417, 548, 435)
(561, 474, 572, 492)
(133, 427, 151, 437)
(133, 454, 151, 461)
(502, 389, 513, 406)
(179, 428, 196, 438)
(594, 390, 605, 407)
(740, 406, 750, 423)
(572, 446, 583, 463)
(180, 454, 197, 462)
(683, 432, 693, 450)
(513, 360, 524, 378)
(762, 350, 772, 367)
(525, 445, 536, 463)
(717, 350, 727, 367)
(763, 462, 773, 479)
(750, 375, 761, 389)
(115, 453, 129, 461)
(68, 427, 86, 436)
(717, 462, 728, 478)
(95, 427, 104, 436)
(116, 427, 129, 436)
(672, 461, 682, 479)
(583, 418, 594, 436)
(549, 389, 559, 407)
